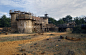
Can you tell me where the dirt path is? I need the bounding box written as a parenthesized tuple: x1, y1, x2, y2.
(0, 34, 34, 37)
(0, 32, 67, 55)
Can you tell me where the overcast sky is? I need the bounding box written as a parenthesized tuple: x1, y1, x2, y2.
(0, 0, 86, 20)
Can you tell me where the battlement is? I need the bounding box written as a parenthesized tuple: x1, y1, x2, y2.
(9, 10, 32, 15)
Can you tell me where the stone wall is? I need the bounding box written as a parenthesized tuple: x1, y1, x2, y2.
(43, 18, 48, 24)
(11, 14, 18, 32)
(17, 20, 33, 33)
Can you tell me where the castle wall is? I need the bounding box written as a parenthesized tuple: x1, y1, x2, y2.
(10, 10, 49, 33)
(18, 14, 32, 19)
(17, 20, 33, 33)
(25, 20, 33, 33)
(43, 18, 48, 24)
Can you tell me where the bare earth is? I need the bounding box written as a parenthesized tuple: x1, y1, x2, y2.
(0, 32, 67, 55)
(19, 33, 86, 55)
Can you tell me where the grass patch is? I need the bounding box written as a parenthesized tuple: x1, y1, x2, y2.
(0, 35, 34, 42)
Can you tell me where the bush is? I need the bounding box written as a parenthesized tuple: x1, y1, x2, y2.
(72, 25, 86, 33)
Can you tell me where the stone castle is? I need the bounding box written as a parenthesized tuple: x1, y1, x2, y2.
(10, 10, 56, 33)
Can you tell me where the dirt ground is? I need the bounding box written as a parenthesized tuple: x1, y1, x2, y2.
(18, 33, 86, 55)
(0, 32, 68, 55)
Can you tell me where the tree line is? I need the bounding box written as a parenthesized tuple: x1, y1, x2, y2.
(49, 15, 86, 33)
(0, 14, 86, 32)
(0, 15, 11, 27)
(49, 15, 86, 26)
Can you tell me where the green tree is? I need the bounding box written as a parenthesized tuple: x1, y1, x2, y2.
(74, 17, 80, 25)
(0, 19, 1, 26)
(48, 17, 58, 26)
(57, 19, 64, 24)
(0, 15, 11, 27)
(63, 15, 72, 23)
(73, 16, 86, 33)
(74, 17, 85, 25)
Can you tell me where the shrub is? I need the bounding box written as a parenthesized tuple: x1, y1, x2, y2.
(72, 25, 86, 33)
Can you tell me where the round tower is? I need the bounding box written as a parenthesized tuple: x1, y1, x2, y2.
(43, 14, 48, 24)
(9, 10, 18, 32)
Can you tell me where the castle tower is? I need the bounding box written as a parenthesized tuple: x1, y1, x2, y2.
(9, 10, 18, 32)
(43, 14, 48, 24)
(45, 14, 48, 17)
(16, 12, 33, 33)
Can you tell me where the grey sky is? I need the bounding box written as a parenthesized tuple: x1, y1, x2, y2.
(0, 0, 86, 20)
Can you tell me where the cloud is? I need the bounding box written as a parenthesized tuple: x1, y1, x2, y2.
(0, 11, 10, 18)
(0, 11, 7, 15)
(31, 0, 86, 19)
(0, 0, 86, 20)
